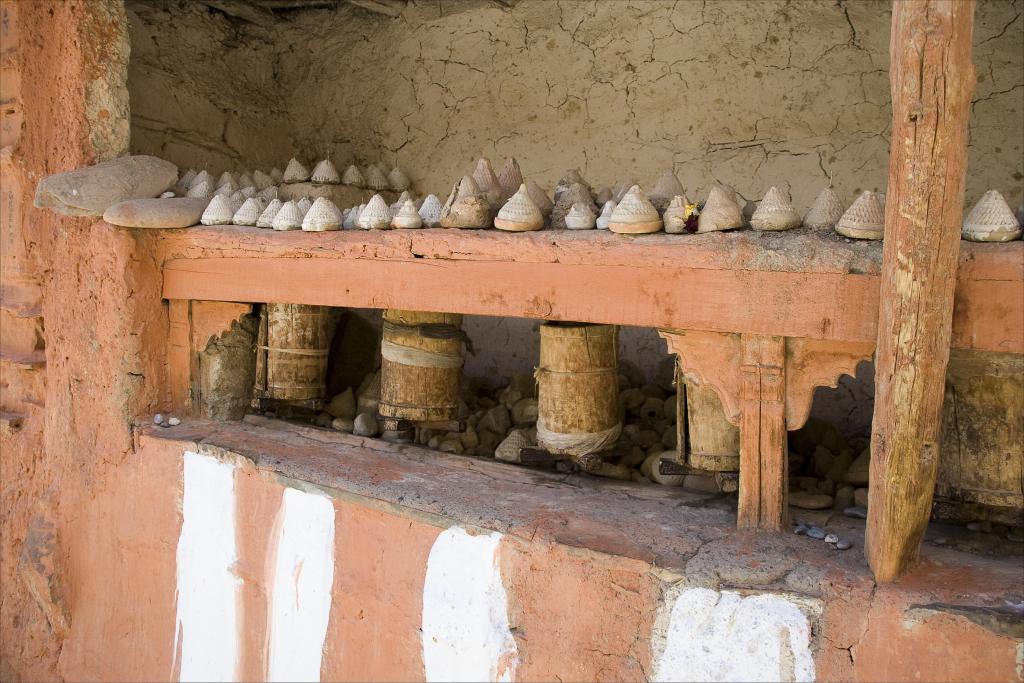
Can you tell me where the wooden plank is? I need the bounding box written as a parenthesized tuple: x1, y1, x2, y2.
(737, 362, 763, 528)
(164, 257, 880, 343)
(167, 299, 193, 413)
(157, 236, 1023, 353)
(759, 364, 787, 530)
(867, 0, 977, 583)
(737, 335, 788, 530)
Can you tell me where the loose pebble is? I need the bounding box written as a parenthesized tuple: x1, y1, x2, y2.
(438, 439, 464, 454)
(168, 417, 181, 426)
(843, 506, 868, 519)
(153, 414, 164, 425)
(836, 539, 852, 550)
(353, 412, 378, 437)
(331, 417, 354, 433)
(285, 367, 1004, 537)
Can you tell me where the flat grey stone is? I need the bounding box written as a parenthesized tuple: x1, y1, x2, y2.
(806, 526, 826, 540)
(35, 155, 178, 216)
(843, 505, 868, 519)
(103, 197, 207, 228)
(836, 539, 852, 550)
(353, 412, 378, 437)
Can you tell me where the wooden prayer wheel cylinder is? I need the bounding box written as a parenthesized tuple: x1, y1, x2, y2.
(536, 322, 621, 457)
(936, 349, 1023, 525)
(254, 303, 336, 402)
(684, 374, 740, 471)
(378, 309, 464, 423)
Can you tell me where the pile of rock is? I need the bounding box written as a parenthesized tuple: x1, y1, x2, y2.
(306, 369, 689, 488)
(788, 417, 870, 518)
(792, 520, 853, 551)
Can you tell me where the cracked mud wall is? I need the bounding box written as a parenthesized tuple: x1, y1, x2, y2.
(126, 0, 292, 171)
(126, 0, 1022, 206)
(277, 0, 1022, 209)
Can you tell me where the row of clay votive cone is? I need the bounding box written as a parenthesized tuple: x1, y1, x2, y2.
(199, 157, 1023, 242)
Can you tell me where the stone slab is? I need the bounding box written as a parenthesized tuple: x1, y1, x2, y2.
(34, 155, 177, 216)
(103, 197, 207, 228)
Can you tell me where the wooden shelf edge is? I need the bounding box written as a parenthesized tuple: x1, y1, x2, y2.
(148, 223, 1022, 354)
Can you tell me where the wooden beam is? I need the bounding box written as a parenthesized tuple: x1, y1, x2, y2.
(162, 257, 881, 344)
(153, 227, 1023, 354)
(867, 0, 977, 582)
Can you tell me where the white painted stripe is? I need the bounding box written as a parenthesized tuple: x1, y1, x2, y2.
(422, 527, 518, 682)
(174, 451, 240, 682)
(652, 587, 816, 683)
(266, 487, 336, 683)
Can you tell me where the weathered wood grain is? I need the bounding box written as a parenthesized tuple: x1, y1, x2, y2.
(156, 226, 1022, 353)
(867, 0, 977, 583)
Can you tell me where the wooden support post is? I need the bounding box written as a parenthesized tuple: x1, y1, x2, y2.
(737, 335, 787, 530)
(660, 330, 873, 531)
(867, 0, 976, 582)
(167, 299, 195, 413)
(166, 299, 253, 416)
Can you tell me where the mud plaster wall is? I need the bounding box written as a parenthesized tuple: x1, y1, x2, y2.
(126, 1, 292, 172)
(276, 0, 1023, 210)
(0, 1, 167, 680)
(128, 0, 1024, 208)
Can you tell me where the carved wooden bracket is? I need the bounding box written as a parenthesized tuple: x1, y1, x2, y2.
(660, 329, 875, 530)
(785, 338, 876, 430)
(661, 329, 744, 424)
(660, 330, 874, 431)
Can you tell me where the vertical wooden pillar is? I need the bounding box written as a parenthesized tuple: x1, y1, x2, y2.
(167, 299, 195, 413)
(738, 334, 788, 530)
(867, 0, 976, 582)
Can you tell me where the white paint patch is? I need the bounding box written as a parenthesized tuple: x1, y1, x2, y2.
(173, 451, 241, 682)
(266, 487, 336, 683)
(652, 587, 816, 683)
(421, 526, 518, 682)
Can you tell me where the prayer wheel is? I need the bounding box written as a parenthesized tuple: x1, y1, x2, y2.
(936, 349, 1023, 525)
(378, 309, 464, 423)
(536, 322, 621, 457)
(254, 303, 336, 403)
(684, 374, 740, 471)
